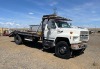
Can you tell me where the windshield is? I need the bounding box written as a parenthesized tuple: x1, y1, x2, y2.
(56, 21, 71, 28)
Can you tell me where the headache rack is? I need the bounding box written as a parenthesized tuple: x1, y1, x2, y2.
(42, 14, 72, 21)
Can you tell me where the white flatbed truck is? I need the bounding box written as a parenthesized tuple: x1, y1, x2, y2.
(10, 14, 89, 59)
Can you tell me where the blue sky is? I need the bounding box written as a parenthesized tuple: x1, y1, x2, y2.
(0, 0, 100, 28)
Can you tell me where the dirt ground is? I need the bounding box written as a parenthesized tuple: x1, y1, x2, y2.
(0, 34, 100, 69)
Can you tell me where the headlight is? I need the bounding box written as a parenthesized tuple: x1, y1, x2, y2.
(73, 36, 79, 41)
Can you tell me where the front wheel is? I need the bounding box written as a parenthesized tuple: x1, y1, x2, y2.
(55, 41, 71, 59)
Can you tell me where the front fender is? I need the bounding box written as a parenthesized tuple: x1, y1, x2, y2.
(56, 33, 81, 44)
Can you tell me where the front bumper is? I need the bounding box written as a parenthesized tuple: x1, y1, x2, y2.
(71, 42, 87, 50)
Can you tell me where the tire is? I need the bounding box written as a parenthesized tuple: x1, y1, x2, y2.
(55, 41, 71, 59)
(14, 35, 23, 45)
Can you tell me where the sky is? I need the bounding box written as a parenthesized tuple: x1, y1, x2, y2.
(0, 0, 100, 28)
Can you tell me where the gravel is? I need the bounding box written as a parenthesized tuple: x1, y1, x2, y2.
(0, 35, 100, 69)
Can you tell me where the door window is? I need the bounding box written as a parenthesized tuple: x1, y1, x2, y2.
(48, 19, 56, 29)
(51, 22, 56, 29)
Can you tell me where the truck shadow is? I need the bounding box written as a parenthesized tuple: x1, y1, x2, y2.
(23, 41, 55, 53)
(11, 41, 84, 58)
(23, 41, 43, 49)
(11, 40, 55, 53)
(71, 51, 84, 58)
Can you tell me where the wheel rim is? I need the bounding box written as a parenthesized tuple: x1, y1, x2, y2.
(59, 46, 67, 55)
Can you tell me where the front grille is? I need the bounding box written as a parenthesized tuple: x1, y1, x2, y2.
(80, 31, 89, 41)
(80, 35, 88, 41)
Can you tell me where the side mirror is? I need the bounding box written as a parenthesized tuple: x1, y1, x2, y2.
(69, 23, 72, 26)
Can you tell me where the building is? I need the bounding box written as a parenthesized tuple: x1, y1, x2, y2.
(0, 27, 30, 36)
(0, 28, 9, 36)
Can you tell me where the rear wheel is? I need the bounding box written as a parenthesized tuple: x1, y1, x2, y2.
(14, 35, 23, 45)
(55, 41, 71, 59)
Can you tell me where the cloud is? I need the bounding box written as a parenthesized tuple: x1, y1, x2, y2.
(0, 22, 22, 28)
(89, 17, 100, 21)
(16, 24, 21, 26)
(91, 11, 96, 14)
(0, 18, 5, 20)
(58, 2, 100, 28)
(6, 22, 14, 26)
(60, 2, 98, 17)
(27, 0, 58, 7)
(28, 12, 34, 15)
(0, 0, 99, 28)
(26, 0, 45, 6)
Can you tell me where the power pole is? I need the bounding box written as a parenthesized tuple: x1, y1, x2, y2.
(53, 8, 57, 15)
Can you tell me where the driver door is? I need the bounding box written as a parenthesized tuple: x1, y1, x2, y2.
(44, 20, 57, 40)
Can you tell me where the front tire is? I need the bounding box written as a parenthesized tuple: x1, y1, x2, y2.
(55, 41, 71, 59)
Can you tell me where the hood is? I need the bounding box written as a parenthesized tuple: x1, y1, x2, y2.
(58, 27, 88, 31)
(57, 27, 89, 35)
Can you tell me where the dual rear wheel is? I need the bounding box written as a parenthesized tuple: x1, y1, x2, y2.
(14, 35, 39, 45)
(14, 35, 23, 45)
